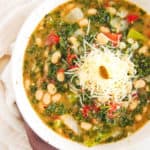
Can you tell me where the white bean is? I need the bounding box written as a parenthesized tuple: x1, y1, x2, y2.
(96, 33, 109, 45)
(81, 122, 92, 130)
(134, 79, 146, 89)
(52, 93, 62, 103)
(135, 114, 142, 122)
(127, 38, 134, 44)
(57, 71, 65, 82)
(78, 18, 88, 27)
(119, 42, 126, 49)
(35, 89, 43, 100)
(100, 26, 110, 33)
(25, 79, 30, 91)
(35, 37, 42, 47)
(143, 106, 148, 113)
(43, 93, 51, 105)
(51, 51, 61, 64)
(138, 46, 148, 55)
(106, 7, 117, 15)
(129, 100, 138, 111)
(87, 8, 97, 15)
(44, 63, 48, 73)
(47, 83, 57, 95)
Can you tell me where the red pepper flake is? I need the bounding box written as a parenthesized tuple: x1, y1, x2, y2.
(45, 31, 60, 46)
(126, 14, 139, 24)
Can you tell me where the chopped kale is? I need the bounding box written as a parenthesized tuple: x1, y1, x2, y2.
(45, 103, 66, 115)
(30, 85, 37, 94)
(89, 8, 110, 26)
(133, 54, 150, 77)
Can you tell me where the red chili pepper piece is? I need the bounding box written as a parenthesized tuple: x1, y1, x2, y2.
(127, 14, 139, 24)
(45, 32, 60, 46)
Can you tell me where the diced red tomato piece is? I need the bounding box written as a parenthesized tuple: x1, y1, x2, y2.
(126, 14, 139, 24)
(67, 54, 77, 64)
(104, 0, 110, 7)
(45, 32, 60, 46)
(81, 105, 91, 118)
(57, 68, 65, 73)
(104, 32, 122, 43)
(91, 104, 100, 112)
(69, 65, 79, 70)
(52, 115, 60, 120)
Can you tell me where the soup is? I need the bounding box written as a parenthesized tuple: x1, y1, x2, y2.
(23, 0, 150, 146)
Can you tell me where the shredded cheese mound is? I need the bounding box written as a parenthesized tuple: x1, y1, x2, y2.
(77, 45, 136, 102)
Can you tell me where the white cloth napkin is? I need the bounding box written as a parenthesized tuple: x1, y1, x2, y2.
(0, 1, 42, 149)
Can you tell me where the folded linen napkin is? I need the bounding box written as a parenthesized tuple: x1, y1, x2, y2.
(0, 0, 56, 149)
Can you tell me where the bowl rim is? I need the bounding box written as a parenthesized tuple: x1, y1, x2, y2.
(11, 0, 150, 150)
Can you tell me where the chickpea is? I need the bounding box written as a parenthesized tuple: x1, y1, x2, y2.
(52, 93, 62, 103)
(81, 122, 92, 130)
(68, 36, 77, 44)
(78, 18, 88, 27)
(129, 100, 138, 111)
(87, 8, 97, 15)
(35, 89, 44, 100)
(96, 33, 109, 45)
(134, 79, 146, 89)
(135, 114, 142, 122)
(25, 79, 30, 91)
(42, 93, 51, 105)
(51, 51, 61, 64)
(47, 83, 57, 95)
(57, 71, 65, 82)
(100, 26, 110, 33)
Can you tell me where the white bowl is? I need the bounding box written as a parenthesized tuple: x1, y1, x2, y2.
(12, 0, 150, 150)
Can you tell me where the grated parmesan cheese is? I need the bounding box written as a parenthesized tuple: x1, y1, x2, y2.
(75, 44, 136, 102)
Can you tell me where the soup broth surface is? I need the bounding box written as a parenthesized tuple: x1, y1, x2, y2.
(23, 0, 150, 146)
